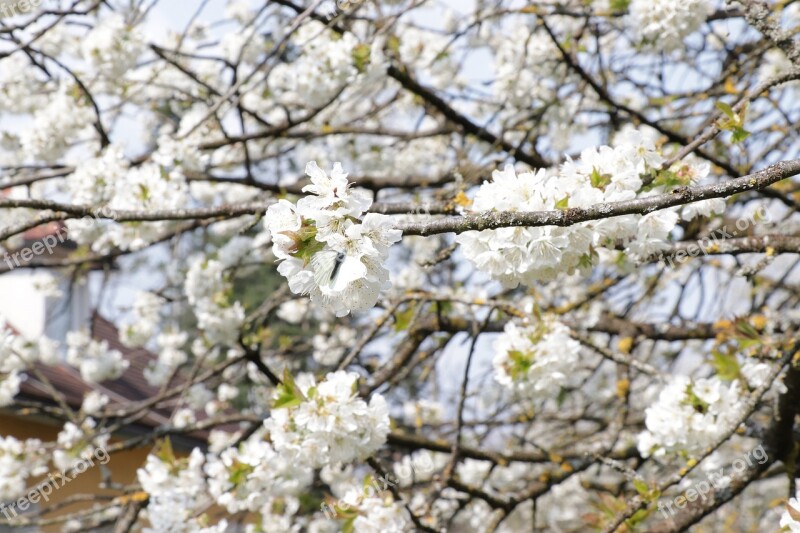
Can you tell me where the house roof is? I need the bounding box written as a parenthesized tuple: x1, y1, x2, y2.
(19, 314, 172, 426)
(14, 314, 214, 448)
(2, 222, 233, 448)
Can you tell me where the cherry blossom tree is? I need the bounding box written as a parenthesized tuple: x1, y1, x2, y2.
(1, 0, 800, 531)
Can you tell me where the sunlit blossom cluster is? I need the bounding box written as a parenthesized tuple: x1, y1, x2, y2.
(492, 318, 582, 398)
(629, 0, 710, 51)
(456, 128, 720, 285)
(138, 448, 226, 533)
(184, 237, 252, 348)
(65, 329, 129, 383)
(264, 370, 390, 468)
(264, 162, 401, 316)
(637, 374, 747, 458)
(0, 435, 49, 501)
(204, 429, 313, 514)
(0, 320, 58, 406)
(53, 418, 109, 472)
(782, 491, 800, 532)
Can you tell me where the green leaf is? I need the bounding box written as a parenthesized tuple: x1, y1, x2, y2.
(731, 127, 751, 144)
(508, 349, 533, 380)
(342, 517, 356, 533)
(154, 438, 176, 464)
(555, 195, 569, 210)
(556, 387, 569, 407)
(712, 351, 742, 381)
(647, 168, 687, 190)
(435, 300, 453, 315)
(578, 248, 598, 270)
(352, 43, 372, 73)
(293, 233, 325, 266)
(273, 388, 301, 409)
(626, 506, 653, 527)
(386, 35, 401, 56)
(610, 0, 631, 11)
(682, 382, 710, 413)
(363, 474, 375, 491)
(394, 304, 416, 332)
(228, 458, 255, 486)
(590, 167, 612, 190)
(736, 320, 760, 338)
(716, 101, 750, 144)
(738, 338, 761, 350)
(715, 101, 735, 119)
(632, 479, 652, 499)
(273, 368, 305, 409)
(137, 183, 151, 201)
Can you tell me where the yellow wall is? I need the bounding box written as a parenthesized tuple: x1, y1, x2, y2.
(0, 413, 153, 533)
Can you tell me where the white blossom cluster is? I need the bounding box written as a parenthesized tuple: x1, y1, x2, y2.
(0, 319, 58, 406)
(138, 448, 227, 533)
(81, 390, 110, 416)
(204, 429, 313, 514)
(403, 398, 445, 427)
(264, 162, 402, 317)
(0, 371, 22, 407)
(184, 237, 252, 347)
(0, 436, 48, 501)
(65, 144, 190, 254)
(0, 11, 145, 167)
(629, 0, 710, 51)
(396, 25, 459, 90)
(264, 370, 390, 468)
(141, 329, 190, 386)
(312, 323, 357, 366)
(65, 145, 128, 206)
(492, 24, 561, 109)
(0, 54, 48, 114)
(152, 132, 210, 176)
(133, 372, 394, 530)
(487, 22, 589, 152)
(319, 463, 415, 531)
(0, 1, 794, 530)
(66, 329, 129, 383)
(339, 491, 411, 532)
(637, 374, 747, 458)
(782, 489, 800, 532)
(0, 326, 22, 407)
(53, 418, 109, 472)
(267, 21, 369, 109)
(81, 13, 146, 81)
(456, 128, 720, 285)
(444, 459, 545, 530)
(119, 291, 163, 348)
(492, 318, 582, 398)
(20, 83, 96, 163)
(760, 47, 800, 91)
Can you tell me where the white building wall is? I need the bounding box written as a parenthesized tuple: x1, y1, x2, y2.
(0, 271, 47, 338)
(0, 271, 91, 347)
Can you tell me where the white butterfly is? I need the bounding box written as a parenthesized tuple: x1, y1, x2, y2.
(312, 249, 347, 290)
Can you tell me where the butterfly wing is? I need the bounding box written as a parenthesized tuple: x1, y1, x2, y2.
(311, 250, 339, 289)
